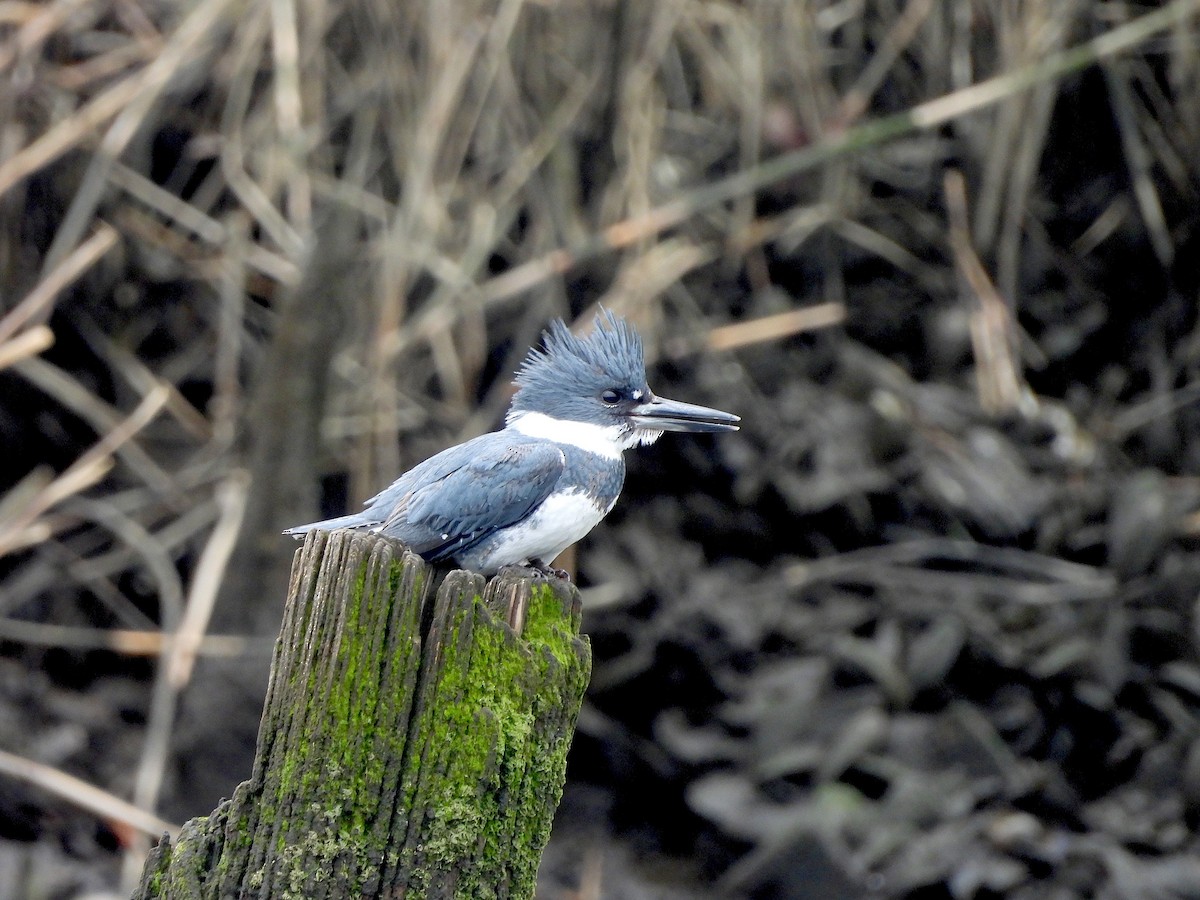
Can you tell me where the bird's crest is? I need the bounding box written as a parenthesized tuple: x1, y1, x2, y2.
(511, 310, 646, 411)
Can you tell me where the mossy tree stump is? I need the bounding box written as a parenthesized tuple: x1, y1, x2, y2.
(134, 529, 591, 899)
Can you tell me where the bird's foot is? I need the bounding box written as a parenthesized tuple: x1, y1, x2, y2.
(502, 559, 571, 582)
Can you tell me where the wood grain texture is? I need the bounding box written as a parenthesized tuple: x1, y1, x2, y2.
(134, 529, 591, 899)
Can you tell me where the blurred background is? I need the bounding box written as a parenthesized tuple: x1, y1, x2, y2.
(3, 1, 1200, 897)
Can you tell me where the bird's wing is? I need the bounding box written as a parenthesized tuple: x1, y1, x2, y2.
(378, 438, 565, 562)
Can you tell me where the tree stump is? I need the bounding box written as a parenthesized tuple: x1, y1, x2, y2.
(134, 529, 592, 899)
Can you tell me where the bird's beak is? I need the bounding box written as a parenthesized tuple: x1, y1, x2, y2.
(628, 393, 741, 433)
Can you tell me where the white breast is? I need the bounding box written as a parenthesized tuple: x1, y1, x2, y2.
(475, 489, 608, 571)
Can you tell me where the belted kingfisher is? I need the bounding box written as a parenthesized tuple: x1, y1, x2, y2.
(284, 310, 739, 577)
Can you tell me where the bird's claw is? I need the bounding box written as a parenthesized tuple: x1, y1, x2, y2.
(501, 561, 571, 582)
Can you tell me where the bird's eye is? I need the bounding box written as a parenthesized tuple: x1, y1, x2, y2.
(600, 388, 622, 405)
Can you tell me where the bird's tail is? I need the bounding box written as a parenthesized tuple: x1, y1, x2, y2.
(282, 513, 374, 538)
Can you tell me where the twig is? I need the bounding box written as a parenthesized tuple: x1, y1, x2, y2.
(40, 0, 245, 273)
(0, 224, 118, 345)
(0, 492, 222, 623)
(0, 325, 54, 371)
(50, 34, 162, 91)
(833, 0, 936, 128)
(269, 0, 311, 232)
(64, 495, 185, 626)
(122, 469, 249, 888)
(76, 315, 212, 442)
(595, 240, 719, 318)
(1103, 58, 1174, 267)
(167, 469, 252, 689)
(0, 386, 170, 556)
(108, 162, 226, 243)
(220, 2, 305, 261)
(367, 20, 489, 472)
(944, 169, 1027, 414)
(703, 305, 847, 354)
(0, 0, 243, 204)
(0, 618, 264, 657)
(996, 5, 1080, 302)
(1107, 379, 1200, 438)
(0, 0, 90, 73)
(0, 461, 113, 557)
(464, 0, 1195, 320)
(12, 358, 177, 494)
(0, 748, 179, 839)
(784, 538, 1116, 602)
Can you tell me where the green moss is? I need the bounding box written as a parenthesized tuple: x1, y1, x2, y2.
(132, 535, 589, 900)
(410, 579, 590, 897)
(258, 543, 415, 892)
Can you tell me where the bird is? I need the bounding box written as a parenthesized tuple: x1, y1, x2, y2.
(284, 310, 740, 577)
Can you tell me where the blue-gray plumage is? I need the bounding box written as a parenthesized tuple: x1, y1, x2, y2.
(284, 310, 739, 576)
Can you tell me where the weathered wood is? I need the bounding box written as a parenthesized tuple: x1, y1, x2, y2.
(134, 529, 591, 899)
